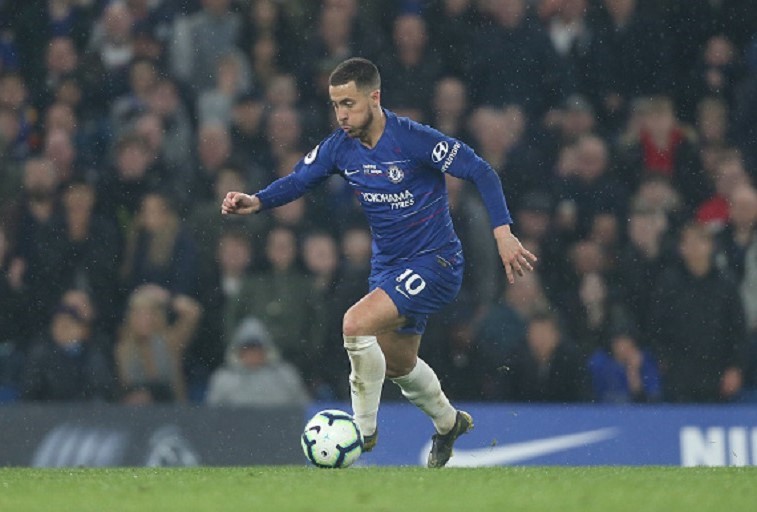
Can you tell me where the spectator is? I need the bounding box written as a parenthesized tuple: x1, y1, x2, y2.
(126, 0, 178, 57)
(115, 284, 202, 403)
(247, 33, 286, 93)
(146, 77, 194, 178)
(664, 0, 757, 95)
(539, 0, 599, 101)
(21, 302, 115, 402)
(684, 35, 746, 120)
(588, 325, 662, 403)
(86, 0, 135, 102)
(187, 164, 267, 284)
(13, 1, 92, 95)
(561, 270, 633, 358)
(225, 225, 319, 383)
(120, 190, 200, 297)
(694, 96, 729, 148)
(0, 106, 25, 203)
(695, 149, 750, 231)
(300, 229, 342, 395)
(728, 188, 757, 338)
(43, 128, 78, 184)
(58, 179, 121, 331)
(422, 300, 494, 401)
(0, 223, 25, 400)
(590, 0, 674, 129)
(170, 0, 242, 95)
(206, 317, 309, 407)
(732, 58, 757, 171)
(429, 76, 472, 144)
(263, 106, 305, 165)
(263, 72, 300, 110)
(425, 0, 482, 79)
(96, 132, 164, 241)
(36, 36, 81, 107)
(376, 13, 442, 121)
(196, 50, 252, 126)
(229, 91, 268, 173)
(475, 270, 550, 364)
(501, 309, 587, 402)
(468, 0, 563, 117)
(298, 0, 382, 94)
(446, 174, 500, 315)
(715, 186, 757, 281)
(132, 111, 175, 178)
(617, 96, 704, 209)
(315, 223, 372, 399)
(190, 121, 234, 206)
(614, 196, 674, 339)
(7, 157, 67, 335)
(468, 105, 542, 205)
(553, 134, 627, 236)
(0, 72, 33, 153)
(237, 0, 296, 76)
(58, 287, 111, 352)
(540, 93, 597, 167)
(110, 58, 159, 138)
(649, 221, 748, 402)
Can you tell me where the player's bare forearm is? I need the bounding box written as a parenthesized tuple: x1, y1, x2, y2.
(220, 192, 261, 215)
(493, 224, 538, 284)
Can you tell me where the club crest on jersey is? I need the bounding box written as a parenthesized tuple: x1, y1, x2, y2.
(387, 165, 404, 184)
(303, 144, 319, 165)
(431, 141, 449, 163)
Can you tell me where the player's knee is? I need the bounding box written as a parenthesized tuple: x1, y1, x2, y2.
(385, 357, 416, 379)
(342, 308, 369, 337)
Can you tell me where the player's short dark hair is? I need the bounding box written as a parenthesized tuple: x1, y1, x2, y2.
(329, 58, 381, 92)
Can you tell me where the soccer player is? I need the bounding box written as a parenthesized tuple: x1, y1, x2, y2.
(222, 58, 537, 467)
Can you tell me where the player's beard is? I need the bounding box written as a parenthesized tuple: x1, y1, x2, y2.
(347, 109, 374, 143)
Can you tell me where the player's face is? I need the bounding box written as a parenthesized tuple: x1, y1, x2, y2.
(329, 81, 379, 140)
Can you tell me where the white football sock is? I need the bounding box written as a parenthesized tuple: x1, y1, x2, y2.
(343, 335, 386, 436)
(391, 358, 456, 434)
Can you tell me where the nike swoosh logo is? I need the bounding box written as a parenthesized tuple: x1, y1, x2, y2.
(344, 169, 361, 176)
(419, 427, 618, 467)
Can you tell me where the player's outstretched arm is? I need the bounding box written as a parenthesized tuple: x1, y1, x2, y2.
(221, 191, 261, 215)
(493, 224, 538, 284)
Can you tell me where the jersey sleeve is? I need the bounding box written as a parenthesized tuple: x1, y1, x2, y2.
(407, 121, 512, 228)
(255, 133, 340, 210)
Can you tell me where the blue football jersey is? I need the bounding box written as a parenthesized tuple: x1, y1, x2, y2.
(255, 109, 512, 266)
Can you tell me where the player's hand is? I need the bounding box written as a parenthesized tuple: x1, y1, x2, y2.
(493, 224, 538, 284)
(221, 192, 260, 215)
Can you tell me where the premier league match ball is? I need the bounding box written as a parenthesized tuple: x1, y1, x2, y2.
(301, 409, 364, 468)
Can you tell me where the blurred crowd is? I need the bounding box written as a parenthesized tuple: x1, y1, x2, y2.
(1, 0, 757, 406)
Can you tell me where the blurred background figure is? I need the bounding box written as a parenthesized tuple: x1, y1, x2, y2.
(500, 311, 587, 403)
(21, 299, 115, 402)
(115, 284, 202, 404)
(588, 324, 661, 403)
(649, 222, 748, 402)
(206, 317, 309, 407)
(500, 309, 587, 402)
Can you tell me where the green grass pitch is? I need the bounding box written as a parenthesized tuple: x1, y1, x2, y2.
(1, 466, 756, 512)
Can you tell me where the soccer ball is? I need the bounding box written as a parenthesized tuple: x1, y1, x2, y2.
(301, 409, 363, 468)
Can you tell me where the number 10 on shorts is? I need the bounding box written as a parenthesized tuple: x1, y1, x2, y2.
(395, 269, 427, 296)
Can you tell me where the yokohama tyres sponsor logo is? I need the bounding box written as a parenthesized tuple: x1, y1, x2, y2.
(361, 189, 415, 209)
(440, 142, 460, 172)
